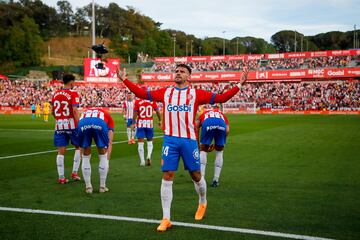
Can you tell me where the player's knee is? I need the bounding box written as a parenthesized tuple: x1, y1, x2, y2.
(98, 147, 107, 155)
(200, 144, 211, 152)
(214, 146, 224, 151)
(83, 147, 92, 155)
(162, 171, 175, 181)
(190, 171, 202, 182)
(58, 147, 66, 155)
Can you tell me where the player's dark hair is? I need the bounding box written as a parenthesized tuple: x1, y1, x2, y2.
(176, 64, 192, 74)
(63, 74, 75, 84)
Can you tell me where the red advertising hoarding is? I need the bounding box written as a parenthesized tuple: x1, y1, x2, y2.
(154, 50, 360, 63)
(84, 58, 120, 83)
(141, 67, 360, 82)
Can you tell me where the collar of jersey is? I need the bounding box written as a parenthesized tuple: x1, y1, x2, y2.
(174, 86, 189, 90)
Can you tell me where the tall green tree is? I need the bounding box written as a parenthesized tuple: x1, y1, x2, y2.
(4, 16, 43, 67)
(271, 30, 304, 52)
(19, 0, 59, 39)
(238, 37, 276, 54)
(74, 7, 89, 36)
(56, 0, 74, 35)
(310, 31, 350, 50)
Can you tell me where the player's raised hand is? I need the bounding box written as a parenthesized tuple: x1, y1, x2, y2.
(239, 67, 249, 85)
(229, 67, 249, 88)
(116, 67, 127, 82)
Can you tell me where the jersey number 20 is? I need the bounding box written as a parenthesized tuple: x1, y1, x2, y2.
(139, 105, 152, 118)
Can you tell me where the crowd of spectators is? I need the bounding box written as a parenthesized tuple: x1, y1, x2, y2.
(1, 79, 359, 111)
(0, 79, 128, 108)
(152, 55, 358, 73)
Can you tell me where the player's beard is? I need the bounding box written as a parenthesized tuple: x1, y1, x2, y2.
(174, 76, 187, 85)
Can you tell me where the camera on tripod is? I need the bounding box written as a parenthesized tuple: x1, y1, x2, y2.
(91, 43, 108, 69)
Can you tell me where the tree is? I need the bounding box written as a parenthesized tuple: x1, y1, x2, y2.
(4, 16, 43, 67)
(238, 37, 276, 54)
(310, 31, 350, 50)
(271, 30, 304, 52)
(74, 7, 89, 36)
(19, 0, 59, 39)
(56, 0, 74, 35)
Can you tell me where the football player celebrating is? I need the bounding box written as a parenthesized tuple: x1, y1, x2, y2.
(117, 64, 249, 232)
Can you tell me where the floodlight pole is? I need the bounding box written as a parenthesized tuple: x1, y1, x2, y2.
(190, 40, 193, 56)
(222, 31, 226, 55)
(354, 24, 357, 49)
(92, 0, 96, 59)
(172, 33, 176, 57)
(236, 37, 239, 55)
(294, 30, 297, 52)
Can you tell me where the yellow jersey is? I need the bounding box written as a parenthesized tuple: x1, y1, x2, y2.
(43, 102, 51, 114)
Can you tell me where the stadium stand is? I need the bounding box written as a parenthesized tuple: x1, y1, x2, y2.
(0, 50, 359, 113)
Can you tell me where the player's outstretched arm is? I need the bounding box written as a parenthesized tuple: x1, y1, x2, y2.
(213, 67, 250, 103)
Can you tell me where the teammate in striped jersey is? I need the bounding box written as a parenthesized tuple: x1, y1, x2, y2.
(196, 105, 229, 188)
(51, 74, 81, 184)
(117, 64, 248, 232)
(78, 108, 114, 194)
(133, 98, 162, 166)
(123, 93, 136, 144)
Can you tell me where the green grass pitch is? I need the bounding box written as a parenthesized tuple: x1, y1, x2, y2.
(0, 114, 359, 240)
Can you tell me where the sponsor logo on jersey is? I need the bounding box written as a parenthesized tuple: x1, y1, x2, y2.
(167, 104, 192, 112)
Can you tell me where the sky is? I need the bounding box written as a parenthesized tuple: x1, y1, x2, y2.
(44, 0, 359, 42)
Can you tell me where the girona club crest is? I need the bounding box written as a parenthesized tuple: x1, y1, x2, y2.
(192, 149, 199, 160)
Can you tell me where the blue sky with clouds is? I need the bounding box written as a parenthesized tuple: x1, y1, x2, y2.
(44, 0, 359, 41)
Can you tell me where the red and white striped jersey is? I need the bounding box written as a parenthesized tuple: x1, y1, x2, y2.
(80, 108, 115, 130)
(123, 100, 135, 119)
(198, 109, 229, 125)
(149, 87, 215, 140)
(52, 88, 80, 130)
(134, 99, 159, 128)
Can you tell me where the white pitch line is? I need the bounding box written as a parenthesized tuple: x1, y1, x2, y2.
(0, 206, 334, 240)
(0, 135, 163, 160)
(0, 128, 128, 133)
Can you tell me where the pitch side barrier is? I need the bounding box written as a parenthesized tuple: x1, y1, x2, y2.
(0, 107, 123, 115)
(154, 49, 360, 62)
(224, 109, 360, 115)
(141, 67, 360, 82)
(1, 107, 360, 115)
